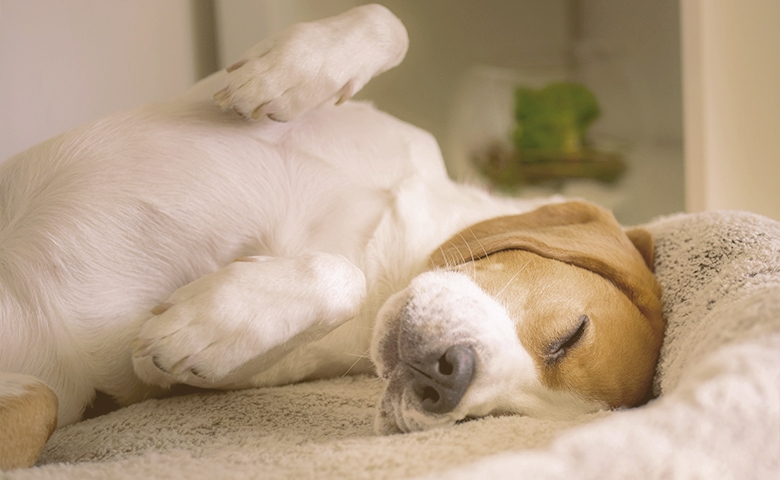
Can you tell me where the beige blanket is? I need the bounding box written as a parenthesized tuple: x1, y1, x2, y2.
(8, 210, 780, 479)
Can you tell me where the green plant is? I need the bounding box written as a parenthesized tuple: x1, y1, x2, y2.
(512, 82, 600, 158)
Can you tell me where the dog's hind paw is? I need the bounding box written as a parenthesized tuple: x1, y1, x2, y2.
(212, 4, 407, 122)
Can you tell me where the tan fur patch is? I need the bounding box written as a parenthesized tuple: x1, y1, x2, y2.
(436, 201, 665, 408)
(0, 380, 58, 470)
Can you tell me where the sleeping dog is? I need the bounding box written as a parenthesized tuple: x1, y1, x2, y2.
(0, 4, 665, 469)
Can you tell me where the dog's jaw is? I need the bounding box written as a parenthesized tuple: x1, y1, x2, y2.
(370, 270, 604, 434)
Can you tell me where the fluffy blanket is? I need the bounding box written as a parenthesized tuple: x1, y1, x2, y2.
(8, 210, 780, 479)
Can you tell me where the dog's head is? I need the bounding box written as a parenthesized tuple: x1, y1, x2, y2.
(370, 201, 665, 433)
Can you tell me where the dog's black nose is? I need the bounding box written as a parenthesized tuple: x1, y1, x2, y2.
(408, 344, 476, 414)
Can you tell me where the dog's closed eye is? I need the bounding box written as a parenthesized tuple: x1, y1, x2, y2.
(545, 315, 589, 364)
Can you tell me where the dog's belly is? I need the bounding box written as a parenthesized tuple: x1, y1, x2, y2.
(0, 98, 447, 413)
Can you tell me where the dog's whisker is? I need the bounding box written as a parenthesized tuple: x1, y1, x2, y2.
(465, 225, 491, 265)
(343, 351, 371, 358)
(436, 245, 451, 270)
(340, 349, 372, 379)
(494, 263, 527, 300)
(441, 239, 477, 279)
(459, 234, 481, 280)
(454, 211, 492, 264)
(455, 232, 476, 264)
(444, 240, 466, 268)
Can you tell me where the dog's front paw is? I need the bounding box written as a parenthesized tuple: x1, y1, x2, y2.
(211, 25, 342, 122)
(132, 254, 366, 388)
(213, 4, 407, 122)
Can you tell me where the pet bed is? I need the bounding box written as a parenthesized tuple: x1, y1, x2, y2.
(7, 209, 779, 479)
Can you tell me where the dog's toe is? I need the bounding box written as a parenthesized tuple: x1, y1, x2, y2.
(151, 356, 169, 374)
(213, 27, 352, 122)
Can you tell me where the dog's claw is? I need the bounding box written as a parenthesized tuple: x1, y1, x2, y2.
(251, 104, 264, 120)
(131, 337, 154, 357)
(213, 87, 228, 102)
(336, 80, 356, 106)
(130, 337, 145, 351)
(169, 355, 197, 376)
(190, 367, 208, 380)
(151, 303, 173, 315)
(226, 59, 247, 73)
(151, 356, 169, 373)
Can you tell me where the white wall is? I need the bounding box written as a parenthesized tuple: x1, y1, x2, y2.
(574, 0, 684, 224)
(681, 0, 780, 221)
(577, 0, 683, 145)
(215, 0, 685, 225)
(0, 0, 199, 161)
(6, 1, 770, 223)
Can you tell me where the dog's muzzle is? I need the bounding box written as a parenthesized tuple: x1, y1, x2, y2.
(371, 271, 513, 433)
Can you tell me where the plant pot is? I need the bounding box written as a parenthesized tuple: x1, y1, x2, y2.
(473, 143, 626, 188)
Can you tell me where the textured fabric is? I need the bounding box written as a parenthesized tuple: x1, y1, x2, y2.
(8, 210, 780, 479)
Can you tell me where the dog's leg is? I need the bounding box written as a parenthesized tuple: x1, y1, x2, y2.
(200, 3, 408, 121)
(0, 373, 58, 470)
(131, 253, 366, 388)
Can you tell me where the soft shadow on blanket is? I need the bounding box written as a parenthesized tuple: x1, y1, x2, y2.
(10, 210, 780, 480)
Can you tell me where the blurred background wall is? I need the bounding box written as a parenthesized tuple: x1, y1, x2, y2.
(0, 0, 210, 161)
(0, 1, 776, 222)
(213, 0, 685, 225)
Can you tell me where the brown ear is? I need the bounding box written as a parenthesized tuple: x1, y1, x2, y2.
(625, 227, 655, 272)
(430, 201, 664, 336)
(430, 201, 599, 268)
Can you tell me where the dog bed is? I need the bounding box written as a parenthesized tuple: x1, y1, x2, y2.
(7, 209, 779, 479)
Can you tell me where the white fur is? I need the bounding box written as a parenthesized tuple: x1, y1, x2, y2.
(0, 4, 563, 431)
(0, 373, 45, 401)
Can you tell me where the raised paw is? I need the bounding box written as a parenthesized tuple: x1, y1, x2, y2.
(213, 4, 408, 122)
(131, 253, 366, 388)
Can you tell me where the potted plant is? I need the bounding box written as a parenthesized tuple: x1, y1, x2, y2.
(474, 82, 626, 188)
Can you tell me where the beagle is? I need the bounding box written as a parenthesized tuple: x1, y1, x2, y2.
(372, 202, 664, 433)
(0, 4, 664, 469)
